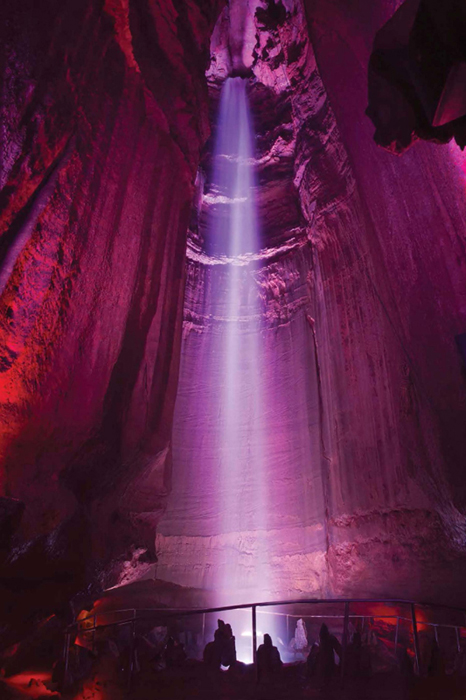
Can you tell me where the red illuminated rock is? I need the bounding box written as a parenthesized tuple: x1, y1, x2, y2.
(0, 0, 223, 648)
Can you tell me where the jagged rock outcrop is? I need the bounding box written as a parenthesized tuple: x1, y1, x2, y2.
(366, 0, 466, 153)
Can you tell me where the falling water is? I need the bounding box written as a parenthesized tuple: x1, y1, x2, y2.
(210, 78, 266, 584)
(157, 73, 327, 661)
(207, 78, 260, 258)
(156, 78, 286, 663)
(210, 78, 273, 661)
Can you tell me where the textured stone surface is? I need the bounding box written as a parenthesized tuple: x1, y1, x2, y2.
(306, 0, 466, 602)
(157, 248, 328, 603)
(0, 0, 223, 648)
(156, 0, 331, 604)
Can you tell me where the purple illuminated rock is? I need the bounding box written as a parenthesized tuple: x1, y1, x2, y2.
(158, 0, 466, 608)
(366, 0, 466, 153)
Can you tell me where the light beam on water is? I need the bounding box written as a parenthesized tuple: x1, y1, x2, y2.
(210, 77, 277, 659)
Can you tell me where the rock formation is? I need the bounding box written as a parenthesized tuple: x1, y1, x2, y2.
(367, 0, 466, 153)
(0, 0, 223, 649)
(306, 0, 466, 600)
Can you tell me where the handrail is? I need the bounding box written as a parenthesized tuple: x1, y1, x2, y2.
(68, 596, 466, 631)
(63, 596, 466, 690)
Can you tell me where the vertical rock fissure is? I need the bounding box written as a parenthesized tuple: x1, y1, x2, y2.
(306, 302, 331, 582)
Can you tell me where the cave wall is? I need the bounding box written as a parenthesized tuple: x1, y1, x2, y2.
(305, 0, 466, 602)
(156, 249, 328, 603)
(155, 0, 331, 603)
(0, 0, 223, 645)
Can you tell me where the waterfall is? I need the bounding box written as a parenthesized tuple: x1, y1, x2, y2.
(210, 78, 274, 661)
(210, 78, 268, 593)
(158, 77, 311, 661)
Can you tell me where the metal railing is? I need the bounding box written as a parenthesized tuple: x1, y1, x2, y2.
(63, 597, 466, 690)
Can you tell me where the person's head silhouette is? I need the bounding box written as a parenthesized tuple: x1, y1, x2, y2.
(320, 623, 330, 641)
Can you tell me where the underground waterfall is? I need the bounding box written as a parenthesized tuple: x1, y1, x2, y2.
(156, 61, 327, 622)
(214, 76, 271, 662)
(214, 78, 268, 595)
(4, 0, 466, 696)
(161, 77, 273, 662)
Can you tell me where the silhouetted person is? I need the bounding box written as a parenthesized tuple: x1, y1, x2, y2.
(346, 630, 362, 676)
(306, 641, 319, 677)
(204, 619, 236, 669)
(257, 633, 282, 681)
(398, 646, 414, 678)
(203, 641, 221, 668)
(398, 647, 414, 700)
(221, 623, 236, 667)
(165, 636, 186, 668)
(214, 619, 226, 645)
(308, 623, 341, 682)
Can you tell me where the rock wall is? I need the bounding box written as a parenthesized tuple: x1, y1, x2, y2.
(156, 248, 328, 603)
(305, 0, 466, 603)
(0, 0, 223, 648)
(156, 0, 330, 603)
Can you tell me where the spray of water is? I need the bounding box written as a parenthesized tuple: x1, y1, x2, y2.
(210, 77, 277, 661)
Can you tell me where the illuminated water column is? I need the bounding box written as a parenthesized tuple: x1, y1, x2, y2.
(155, 76, 326, 654)
(211, 76, 272, 662)
(211, 78, 269, 605)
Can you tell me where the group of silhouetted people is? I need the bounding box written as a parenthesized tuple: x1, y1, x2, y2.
(203, 619, 283, 677)
(203, 619, 237, 669)
(203, 618, 344, 682)
(202, 618, 378, 684)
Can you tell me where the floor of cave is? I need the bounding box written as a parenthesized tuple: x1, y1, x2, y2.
(2, 662, 466, 700)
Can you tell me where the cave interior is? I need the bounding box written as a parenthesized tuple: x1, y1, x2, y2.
(1, 0, 466, 697)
